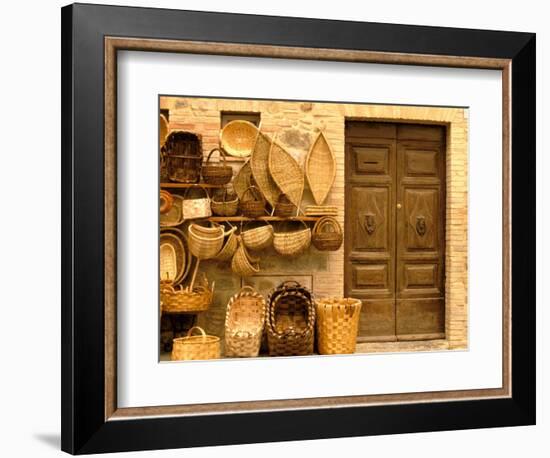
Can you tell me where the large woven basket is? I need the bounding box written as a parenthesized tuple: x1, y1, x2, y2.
(162, 131, 203, 183)
(266, 281, 315, 356)
(312, 216, 343, 251)
(171, 326, 220, 361)
(273, 221, 311, 257)
(188, 223, 225, 259)
(210, 188, 239, 217)
(220, 120, 258, 158)
(201, 147, 233, 185)
(239, 185, 266, 218)
(160, 280, 214, 314)
(231, 237, 260, 277)
(215, 227, 238, 262)
(316, 298, 362, 355)
(268, 140, 304, 208)
(160, 227, 192, 283)
(305, 131, 336, 205)
(241, 222, 273, 251)
(160, 230, 190, 285)
(224, 286, 266, 357)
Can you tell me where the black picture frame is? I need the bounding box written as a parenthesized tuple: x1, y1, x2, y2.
(61, 3, 536, 454)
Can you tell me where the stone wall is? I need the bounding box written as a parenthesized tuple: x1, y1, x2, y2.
(160, 96, 468, 352)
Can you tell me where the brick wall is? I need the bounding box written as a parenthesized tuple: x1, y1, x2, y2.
(160, 96, 468, 352)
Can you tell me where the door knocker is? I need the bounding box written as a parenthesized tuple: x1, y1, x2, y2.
(364, 213, 376, 235)
(416, 215, 427, 236)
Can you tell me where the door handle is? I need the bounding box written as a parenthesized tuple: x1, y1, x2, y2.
(363, 213, 376, 235)
(396, 203, 402, 209)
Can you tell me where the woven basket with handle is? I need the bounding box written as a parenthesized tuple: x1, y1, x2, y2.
(160, 279, 214, 314)
(316, 298, 362, 355)
(211, 187, 239, 216)
(266, 281, 315, 356)
(171, 326, 220, 361)
(239, 185, 266, 218)
(224, 286, 266, 357)
(162, 131, 203, 183)
(311, 216, 343, 251)
(201, 147, 233, 185)
(188, 222, 225, 259)
(273, 193, 296, 218)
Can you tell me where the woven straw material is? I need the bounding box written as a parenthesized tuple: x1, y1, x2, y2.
(268, 141, 304, 208)
(161, 282, 214, 313)
(163, 131, 202, 183)
(266, 288, 315, 356)
(316, 298, 362, 355)
(273, 222, 311, 257)
(215, 228, 238, 262)
(159, 232, 188, 284)
(273, 194, 296, 218)
(159, 190, 174, 214)
(239, 185, 266, 218)
(171, 326, 220, 361)
(305, 132, 336, 205)
(160, 114, 169, 148)
(202, 148, 233, 185)
(312, 216, 343, 251)
(160, 227, 192, 283)
(233, 160, 253, 201)
(188, 223, 224, 259)
(220, 120, 259, 158)
(251, 131, 280, 207)
(160, 195, 185, 227)
(211, 188, 239, 216)
(224, 286, 266, 357)
(242, 223, 273, 251)
(231, 237, 260, 277)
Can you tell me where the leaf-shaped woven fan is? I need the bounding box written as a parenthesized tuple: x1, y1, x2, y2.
(268, 140, 304, 209)
(305, 131, 336, 205)
(233, 160, 253, 201)
(251, 131, 280, 207)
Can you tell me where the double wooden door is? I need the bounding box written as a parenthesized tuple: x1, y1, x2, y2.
(345, 122, 446, 342)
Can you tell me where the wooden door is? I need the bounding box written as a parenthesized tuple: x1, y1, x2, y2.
(345, 122, 446, 342)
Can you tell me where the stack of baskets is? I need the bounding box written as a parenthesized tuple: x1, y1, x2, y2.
(224, 286, 266, 357)
(266, 281, 315, 356)
(315, 298, 362, 355)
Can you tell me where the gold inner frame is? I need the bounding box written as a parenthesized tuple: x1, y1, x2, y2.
(104, 37, 511, 420)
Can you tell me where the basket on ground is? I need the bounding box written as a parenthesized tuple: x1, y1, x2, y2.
(316, 298, 362, 355)
(171, 326, 220, 361)
(266, 281, 315, 356)
(224, 286, 266, 357)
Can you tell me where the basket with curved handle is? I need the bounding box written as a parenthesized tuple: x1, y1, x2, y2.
(239, 185, 267, 218)
(202, 148, 233, 185)
(181, 185, 212, 220)
(186, 326, 207, 339)
(312, 216, 343, 251)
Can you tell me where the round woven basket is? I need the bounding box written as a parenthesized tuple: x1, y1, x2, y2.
(211, 188, 239, 216)
(160, 189, 174, 214)
(231, 237, 260, 277)
(224, 286, 266, 357)
(220, 120, 258, 158)
(160, 194, 185, 227)
(311, 216, 343, 251)
(316, 298, 362, 355)
(188, 223, 224, 259)
(239, 185, 266, 218)
(201, 148, 233, 185)
(241, 222, 273, 251)
(273, 221, 311, 257)
(171, 326, 220, 361)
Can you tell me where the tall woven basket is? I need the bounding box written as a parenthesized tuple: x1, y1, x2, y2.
(224, 286, 266, 357)
(266, 281, 315, 356)
(316, 298, 362, 355)
(171, 326, 220, 361)
(162, 131, 203, 183)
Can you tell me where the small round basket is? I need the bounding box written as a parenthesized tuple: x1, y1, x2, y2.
(220, 120, 258, 158)
(312, 216, 343, 251)
(241, 221, 273, 251)
(239, 185, 266, 218)
(201, 148, 233, 185)
(171, 326, 220, 361)
(273, 221, 311, 257)
(211, 188, 239, 217)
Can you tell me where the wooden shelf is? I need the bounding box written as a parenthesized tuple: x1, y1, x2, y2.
(208, 216, 320, 222)
(160, 183, 222, 189)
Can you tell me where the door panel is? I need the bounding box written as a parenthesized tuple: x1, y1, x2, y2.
(345, 122, 445, 343)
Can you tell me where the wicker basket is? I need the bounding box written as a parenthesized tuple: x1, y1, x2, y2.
(159, 190, 174, 214)
(220, 120, 259, 158)
(305, 131, 336, 205)
(202, 148, 233, 185)
(273, 221, 311, 257)
(239, 185, 266, 218)
(160, 227, 192, 283)
(161, 280, 214, 314)
(224, 286, 266, 357)
(251, 131, 280, 207)
(181, 186, 212, 220)
(233, 160, 253, 200)
(241, 222, 273, 251)
(162, 131, 203, 183)
(312, 216, 343, 251)
(266, 282, 315, 356)
(268, 140, 304, 208)
(231, 237, 260, 277)
(160, 231, 190, 285)
(215, 227, 238, 262)
(211, 188, 239, 216)
(188, 223, 224, 259)
(316, 298, 362, 355)
(273, 193, 296, 218)
(171, 326, 220, 361)
(160, 194, 185, 227)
